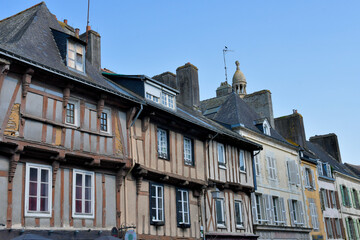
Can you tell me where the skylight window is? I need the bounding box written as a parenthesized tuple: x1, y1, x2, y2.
(67, 40, 85, 72)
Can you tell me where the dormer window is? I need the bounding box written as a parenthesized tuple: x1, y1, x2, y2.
(161, 91, 175, 109)
(263, 120, 271, 136)
(67, 40, 85, 72)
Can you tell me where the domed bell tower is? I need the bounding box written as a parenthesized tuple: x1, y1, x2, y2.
(232, 61, 247, 98)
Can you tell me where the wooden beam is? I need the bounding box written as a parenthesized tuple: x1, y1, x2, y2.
(126, 107, 137, 129)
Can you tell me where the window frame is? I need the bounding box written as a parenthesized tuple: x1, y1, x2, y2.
(150, 183, 164, 225)
(65, 99, 80, 127)
(160, 91, 176, 109)
(72, 169, 95, 219)
(217, 143, 226, 168)
(184, 137, 194, 166)
(157, 128, 169, 160)
(234, 200, 244, 228)
(25, 163, 52, 217)
(176, 188, 190, 227)
(239, 150, 246, 172)
(67, 39, 85, 73)
(215, 198, 226, 227)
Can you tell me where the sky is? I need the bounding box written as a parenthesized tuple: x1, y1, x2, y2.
(2, 0, 360, 165)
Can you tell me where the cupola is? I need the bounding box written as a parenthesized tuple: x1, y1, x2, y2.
(232, 61, 247, 98)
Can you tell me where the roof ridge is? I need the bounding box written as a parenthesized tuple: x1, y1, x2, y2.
(0, 1, 45, 23)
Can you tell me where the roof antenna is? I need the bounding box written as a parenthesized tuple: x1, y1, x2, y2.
(85, 0, 90, 48)
(223, 46, 234, 83)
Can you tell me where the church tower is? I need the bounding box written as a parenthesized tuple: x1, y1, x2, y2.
(232, 61, 247, 98)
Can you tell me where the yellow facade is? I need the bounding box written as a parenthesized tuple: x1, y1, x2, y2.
(301, 160, 326, 240)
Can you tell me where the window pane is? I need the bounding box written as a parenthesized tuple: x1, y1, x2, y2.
(85, 200, 91, 213)
(76, 200, 82, 213)
(41, 183, 48, 197)
(85, 175, 91, 187)
(29, 182, 37, 196)
(85, 187, 91, 200)
(29, 197, 37, 211)
(76, 174, 82, 186)
(30, 168, 37, 181)
(41, 169, 48, 182)
(216, 200, 223, 223)
(76, 186, 82, 199)
(68, 59, 75, 68)
(40, 197, 48, 211)
(68, 51, 75, 60)
(76, 45, 83, 54)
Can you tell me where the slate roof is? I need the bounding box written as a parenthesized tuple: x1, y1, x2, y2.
(306, 141, 359, 179)
(0, 2, 140, 103)
(200, 92, 291, 147)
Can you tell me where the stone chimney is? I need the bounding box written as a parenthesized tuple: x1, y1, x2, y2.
(176, 63, 200, 109)
(80, 26, 101, 71)
(243, 90, 275, 128)
(309, 134, 342, 163)
(216, 81, 232, 97)
(152, 72, 177, 90)
(274, 110, 307, 148)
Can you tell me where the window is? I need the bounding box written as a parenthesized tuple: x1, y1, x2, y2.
(320, 189, 329, 210)
(272, 197, 279, 223)
(100, 112, 108, 132)
(287, 159, 299, 185)
(288, 199, 304, 226)
(304, 167, 316, 190)
(161, 91, 175, 109)
(263, 120, 271, 136)
(184, 137, 193, 166)
(309, 199, 319, 230)
(150, 183, 164, 224)
(341, 185, 352, 207)
(325, 218, 334, 238)
(330, 190, 337, 209)
(239, 150, 246, 172)
(176, 189, 190, 227)
(266, 156, 277, 180)
(146, 92, 159, 103)
(318, 161, 333, 178)
(215, 198, 225, 227)
(251, 193, 286, 225)
(251, 193, 267, 224)
(254, 153, 261, 176)
(335, 218, 343, 238)
(72, 169, 94, 218)
(25, 163, 52, 217)
(157, 128, 168, 159)
(218, 143, 226, 167)
(235, 201, 243, 227)
(67, 40, 85, 72)
(65, 99, 79, 126)
(352, 188, 360, 209)
(346, 217, 357, 240)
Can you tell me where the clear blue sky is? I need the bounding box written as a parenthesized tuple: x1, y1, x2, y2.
(3, 0, 360, 165)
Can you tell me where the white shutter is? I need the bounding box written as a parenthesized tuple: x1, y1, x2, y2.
(279, 197, 286, 224)
(327, 164, 332, 178)
(288, 199, 294, 226)
(287, 160, 293, 184)
(266, 156, 271, 179)
(264, 195, 273, 225)
(298, 201, 305, 225)
(311, 169, 316, 190)
(251, 193, 258, 224)
(272, 157, 277, 179)
(295, 162, 300, 185)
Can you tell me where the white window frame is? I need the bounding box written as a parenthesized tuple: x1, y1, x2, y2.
(178, 189, 190, 224)
(72, 169, 95, 219)
(184, 137, 193, 166)
(263, 120, 271, 136)
(100, 108, 111, 134)
(218, 143, 226, 168)
(67, 40, 85, 73)
(146, 92, 159, 104)
(65, 99, 80, 127)
(25, 163, 52, 217)
(215, 198, 226, 227)
(151, 184, 164, 222)
(235, 200, 243, 228)
(239, 150, 246, 172)
(157, 128, 168, 159)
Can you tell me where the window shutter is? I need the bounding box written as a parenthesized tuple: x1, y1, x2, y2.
(319, 189, 325, 211)
(351, 189, 356, 209)
(332, 218, 338, 238)
(340, 218, 346, 239)
(264, 194, 271, 224)
(355, 219, 360, 239)
(340, 186, 346, 206)
(302, 167, 306, 188)
(346, 218, 350, 239)
(286, 161, 292, 184)
(273, 157, 277, 179)
(266, 156, 270, 179)
(279, 198, 287, 225)
(310, 169, 316, 190)
(314, 202, 319, 229)
(327, 190, 332, 208)
(347, 187, 352, 207)
(325, 218, 329, 238)
(176, 189, 181, 227)
(149, 184, 156, 225)
(335, 191, 340, 209)
(327, 164, 332, 178)
(288, 199, 294, 226)
(268, 195, 274, 225)
(295, 162, 300, 185)
(298, 201, 305, 225)
(251, 193, 258, 224)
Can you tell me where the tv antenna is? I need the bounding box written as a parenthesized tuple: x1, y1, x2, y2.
(223, 46, 234, 83)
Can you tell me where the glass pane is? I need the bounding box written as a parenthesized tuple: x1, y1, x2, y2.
(41, 183, 48, 197)
(76, 186, 82, 199)
(158, 209, 163, 220)
(85, 200, 91, 213)
(76, 174, 82, 186)
(184, 213, 189, 223)
(29, 182, 37, 196)
(158, 187, 162, 197)
(40, 197, 48, 211)
(68, 51, 75, 60)
(76, 200, 82, 213)
(29, 197, 37, 211)
(30, 168, 37, 181)
(76, 61, 83, 71)
(76, 45, 83, 54)
(216, 200, 222, 223)
(85, 187, 91, 200)
(68, 42, 75, 51)
(68, 59, 75, 68)
(41, 169, 48, 182)
(85, 175, 91, 187)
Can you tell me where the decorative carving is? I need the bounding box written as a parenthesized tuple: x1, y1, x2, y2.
(52, 161, 60, 187)
(4, 104, 20, 136)
(8, 153, 20, 183)
(142, 116, 150, 132)
(97, 98, 105, 118)
(0, 64, 10, 75)
(136, 176, 143, 194)
(62, 87, 70, 108)
(116, 169, 125, 192)
(22, 68, 34, 98)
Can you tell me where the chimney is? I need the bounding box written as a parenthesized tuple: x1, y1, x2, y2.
(176, 63, 200, 109)
(274, 111, 307, 148)
(216, 81, 232, 97)
(75, 28, 80, 38)
(64, 19, 68, 25)
(243, 90, 275, 128)
(80, 26, 101, 72)
(152, 72, 177, 90)
(309, 134, 342, 163)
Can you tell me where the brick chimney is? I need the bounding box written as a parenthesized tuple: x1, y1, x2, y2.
(309, 134, 342, 163)
(274, 111, 307, 148)
(80, 26, 101, 72)
(176, 63, 200, 109)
